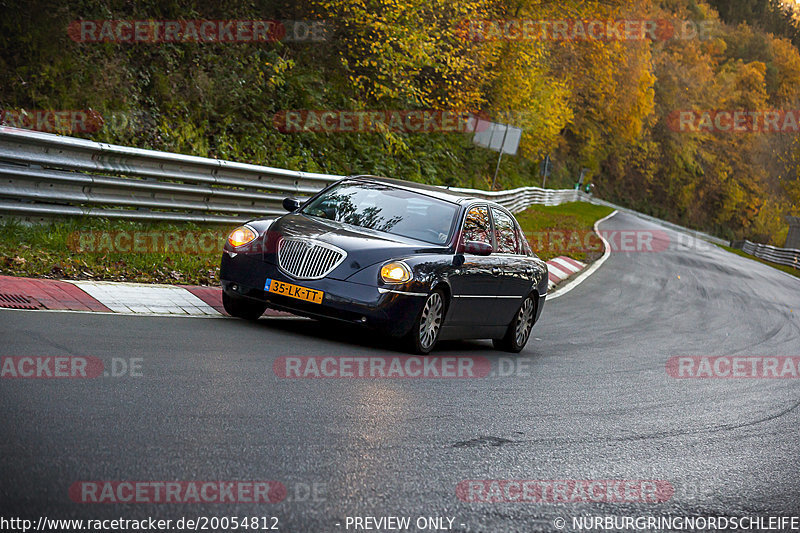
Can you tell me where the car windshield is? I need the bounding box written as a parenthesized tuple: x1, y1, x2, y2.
(301, 181, 458, 244)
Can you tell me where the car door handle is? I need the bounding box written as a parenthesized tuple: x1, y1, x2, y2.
(492, 267, 502, 276)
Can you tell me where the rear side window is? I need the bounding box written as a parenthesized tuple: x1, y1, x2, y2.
(491, 207, 519, 254)
(462, 206, 491, 245)
(517, 224, 533, 255)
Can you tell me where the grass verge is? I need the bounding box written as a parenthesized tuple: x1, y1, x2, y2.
(0, 218, 229, 285)
(515, 202, 615, 262)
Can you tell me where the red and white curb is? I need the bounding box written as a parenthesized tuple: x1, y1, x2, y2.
(63, 281, 220, 315)
(545, 257, 586, 291)
(0, 276, 218, 316)
(0, 275, 112, 312)
(0, 276, 295, 317)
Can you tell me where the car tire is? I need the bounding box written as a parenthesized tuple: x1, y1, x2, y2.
(223, 291, 268, 321)
(493, 293, 536, 353)
(406, 289, 446, 355)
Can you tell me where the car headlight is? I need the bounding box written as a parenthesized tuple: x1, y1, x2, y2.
(227, 225, 257, 247)
(380, 261, 412, 284)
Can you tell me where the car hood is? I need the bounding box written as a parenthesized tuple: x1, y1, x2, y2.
(264, 213, 449, 279)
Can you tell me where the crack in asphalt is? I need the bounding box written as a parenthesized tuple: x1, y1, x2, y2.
(452, 436, 515, 448)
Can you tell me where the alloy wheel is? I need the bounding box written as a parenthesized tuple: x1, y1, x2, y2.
(514, 297, 535, 346)
(419, 292, 444, 351)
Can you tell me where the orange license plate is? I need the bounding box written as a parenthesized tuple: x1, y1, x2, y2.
(264, 278, 324, 304)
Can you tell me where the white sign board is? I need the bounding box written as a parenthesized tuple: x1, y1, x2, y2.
(472, 121, 521, 156)
(472, 119, 494, 149)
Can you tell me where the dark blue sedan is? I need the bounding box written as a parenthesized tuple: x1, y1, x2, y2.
(220, 176, 548, 353)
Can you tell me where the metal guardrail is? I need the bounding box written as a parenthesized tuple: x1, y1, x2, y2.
(0, 127, 585, 224)
(741, 240, 800, 270)
(0, 127, 342, 224)
(0, 127, 736, 252)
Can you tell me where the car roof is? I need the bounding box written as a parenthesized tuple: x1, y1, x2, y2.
(347, 175, 501, 208)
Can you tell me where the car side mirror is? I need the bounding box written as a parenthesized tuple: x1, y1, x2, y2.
(463, 241, 493, 256)
(282, 197, 302, 212)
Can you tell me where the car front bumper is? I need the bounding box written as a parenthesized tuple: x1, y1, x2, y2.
(220, 252, 426, 337)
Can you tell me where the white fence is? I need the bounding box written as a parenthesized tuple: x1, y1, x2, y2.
(449, 186, 588, 211)
(741, 240, 800, 270)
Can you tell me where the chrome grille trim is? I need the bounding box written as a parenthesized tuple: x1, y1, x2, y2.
(277, 238, 347, 280)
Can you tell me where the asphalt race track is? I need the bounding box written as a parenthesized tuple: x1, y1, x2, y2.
(2, 211, 799, 532)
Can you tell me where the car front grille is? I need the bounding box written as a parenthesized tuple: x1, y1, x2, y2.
(277, 238, 347, 280)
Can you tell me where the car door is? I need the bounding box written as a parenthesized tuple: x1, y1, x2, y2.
(446, 204, 505, 326)
(490, 206, 535, 325)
